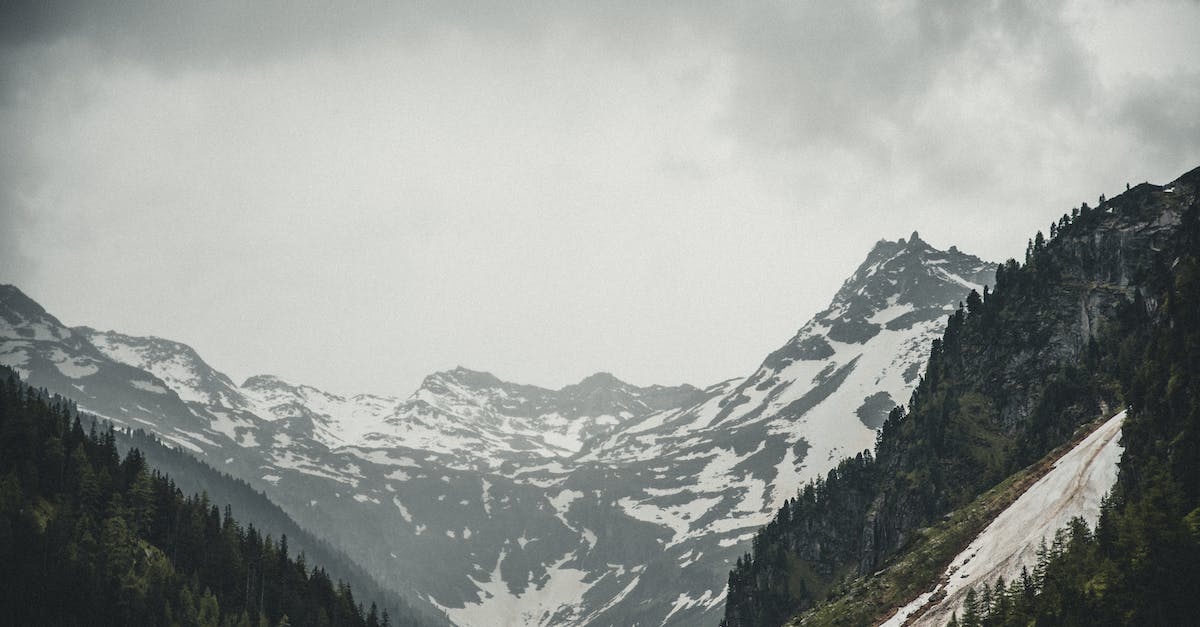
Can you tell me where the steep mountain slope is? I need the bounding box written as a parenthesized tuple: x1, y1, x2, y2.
(81, 327, 248, 408)
(0, 288, 215, 449)
(0, 234, 993, 625)
(959, 197, 1200, 625)
(882, 410, 1124, 626)
(560, 235, 994, 625)
(722, 166, 1200, 627)
(115, 426, 448, 627)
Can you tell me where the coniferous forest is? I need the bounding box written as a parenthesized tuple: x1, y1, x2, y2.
(722, 173, 1200, 626)
(0, 365, 424, 627)
(947, 237, 1200, 625)
(114, 427, 440, 627)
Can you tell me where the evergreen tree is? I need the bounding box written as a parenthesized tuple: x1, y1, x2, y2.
(0, 366, 429, 627)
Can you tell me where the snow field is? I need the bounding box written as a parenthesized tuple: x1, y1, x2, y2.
(885, 411, 1125, 627)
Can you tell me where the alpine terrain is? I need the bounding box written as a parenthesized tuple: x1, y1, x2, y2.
(0, 234, 993, 625)
(722, 166, 1200, 627)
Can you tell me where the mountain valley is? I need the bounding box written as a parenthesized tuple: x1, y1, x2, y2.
(1, 233, 994, 626)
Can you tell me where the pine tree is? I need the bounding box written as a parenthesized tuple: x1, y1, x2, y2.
(977, 582, 992, 622)
(1033, 538, 1049, 589)
(962, 587, 981, 627)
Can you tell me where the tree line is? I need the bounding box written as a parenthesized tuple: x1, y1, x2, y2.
(721, 174, 1199, 626)
(0, 365, 424, 627)
(949, 239, 1200, 625)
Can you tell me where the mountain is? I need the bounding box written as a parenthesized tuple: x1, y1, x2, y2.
(0, 287, 214, 447)
(0, 233, 993, 625)
(80, 327, 248, 408)
(722, 166, 1200, 626)
(555, 234, 994, 624)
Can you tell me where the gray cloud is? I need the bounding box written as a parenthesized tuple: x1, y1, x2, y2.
(1, 1, 1197, 394)
(0, 1, 680, 71)
(713, 2, 1106, 180)
(1117, 71, 1200, 162)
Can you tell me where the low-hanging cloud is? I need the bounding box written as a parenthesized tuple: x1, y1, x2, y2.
(1, 0, 1197, 395)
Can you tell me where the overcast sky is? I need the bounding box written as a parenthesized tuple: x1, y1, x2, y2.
(2, 1, 1198, 396)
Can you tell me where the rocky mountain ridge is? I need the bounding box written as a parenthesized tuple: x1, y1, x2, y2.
(0, 232, 994, 625)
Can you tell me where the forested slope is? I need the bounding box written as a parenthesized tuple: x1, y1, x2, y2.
(948, 178, 1200, 626)
(116, 428, 446, 627)
(0, 364, 428, 627)
(721, 166, 1200, 626)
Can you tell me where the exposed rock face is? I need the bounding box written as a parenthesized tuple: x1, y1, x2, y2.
(863, 181, 1189, 574)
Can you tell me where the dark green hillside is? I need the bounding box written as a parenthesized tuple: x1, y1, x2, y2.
(0, 365, 427, 627)
(721, 166, 1200, 626)
(954, 180, 1200, 626)
(115, 428, 446, 627)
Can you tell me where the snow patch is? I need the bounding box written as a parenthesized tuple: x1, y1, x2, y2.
(49, 349, 98, 378)
(434, 551, 593, 627)
(889, 411, 1125, 627)
(131, 379, 169, 394)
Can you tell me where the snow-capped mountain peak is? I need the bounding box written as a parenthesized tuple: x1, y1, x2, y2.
(419, 366, 506, 391)
(240, 373, 400, 447)
(375, 368, 707, 464)
(820, 232, 994, 337)
(0, 232, 997, 626)
(0, 284, 74, 343)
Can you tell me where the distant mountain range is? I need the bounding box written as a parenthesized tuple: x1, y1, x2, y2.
(0, 231, 994, 625)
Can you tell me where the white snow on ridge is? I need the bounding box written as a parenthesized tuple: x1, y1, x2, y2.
(662, 588, 724, 625)
(86, 333, 217, 404)
(869, 297, 916, 326)
(131, 379, 169, 394)
(930, 266, 984, 293)
(48, 348, 99, 378)
(208, 409, 256, 443)
(0, 349, 30, 369)
(763, 322, 934, 490)
(885, 411, 1125, 627)
(241, 376, 400, 447)
(0, 341, 32, 368)
(549, 489, 583, 517)
(618, 492, 724, 546)
(0, 311, 65, 341)
(382, 377, 644, 461)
